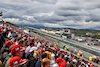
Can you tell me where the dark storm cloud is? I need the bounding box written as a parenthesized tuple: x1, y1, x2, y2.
(34, 14, 66, 23)
(55, 0, 100, 23)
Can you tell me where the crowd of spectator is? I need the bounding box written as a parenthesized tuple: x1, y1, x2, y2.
(0, 23, 99, 67)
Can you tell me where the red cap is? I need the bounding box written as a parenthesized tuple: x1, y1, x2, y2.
(5, 40, 15, 48)
(56, 58, 63, 63)
(90, 65, 94, 67)
(39, 39, 41, 42)
(55, 48, 58, 50)
(11, 45, 23, 53)
(11, 30, 14, 32)
(2, 26, 4, 29)
(40, 49, 45, 53)
(79, 59, 82, 61)
(10, 56, 27, 67)
(0, 28, 3, 32)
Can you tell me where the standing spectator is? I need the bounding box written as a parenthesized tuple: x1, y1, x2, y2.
(1, 40, 14, 67)
(52, 55, 59, 67)
(0, 28, 5, 50)
(35, 53, 48, 67)
(41, 58, 51, 67)
(37, 40, 41, 48)
(9, 56, 28, 67)
(4, 45, 24, 67)
(33, 51, 39, 61)
(25, 42, 34, 57)
(27, 47, 37, 67)
(18, 40, 25, 47)
(2, 29, 10, 41)
(56, 58, 67, 67)
(51, 50, 55, 60)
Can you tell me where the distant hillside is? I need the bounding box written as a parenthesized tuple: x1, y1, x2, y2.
(0, 21, 19, 27)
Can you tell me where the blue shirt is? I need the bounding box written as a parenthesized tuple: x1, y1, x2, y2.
(35, 60, 41, 67)
(12, 32, 16, 37)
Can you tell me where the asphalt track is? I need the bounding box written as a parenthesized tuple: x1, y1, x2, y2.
(32, 30, 100, 57)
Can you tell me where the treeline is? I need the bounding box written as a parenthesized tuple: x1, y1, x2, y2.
(72, 30, 100, 39)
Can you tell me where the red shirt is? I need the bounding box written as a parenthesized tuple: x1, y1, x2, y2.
(60, 61, 67, 67)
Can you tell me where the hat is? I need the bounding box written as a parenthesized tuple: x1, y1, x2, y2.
(55, 48, 58, 50)
(79, 59, 82, 61)
(73, 59, 77, 63)
(64, 55, 67, 58)
(9, 45, 14, 51)
(11, 45, 24, 53)
(30, 42, 33, 45)
(29, 47, 37, 52)
(5, 40, 15, 48)
(56, 58, 63, 63)
(0, 60, 2, 65)
(40, 49, 45, 53)
(10, 56, 27, 67)
(0, 28, 3, 32)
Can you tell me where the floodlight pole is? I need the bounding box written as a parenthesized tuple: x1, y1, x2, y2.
(0, 12, 4, 23)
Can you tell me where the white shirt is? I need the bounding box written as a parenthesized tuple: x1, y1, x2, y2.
(53, 63, 59, 67)
(37, 42, 41, 47)
(25, 46, 31, 56)
(51, 53, 55, 60)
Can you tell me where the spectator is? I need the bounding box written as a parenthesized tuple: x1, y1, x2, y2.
(9, 56, 28, 67)
(33, 51, 39, 61)
(51, 50, 55, 60)
(56, 58, 67, 67)
(4, 45, 24, 67)
(18, 40, 25, 47)
(61, 54, 65, 60)
(0, 23, 98, 67)
(52, 55, 59, 67)
(0, 28, 5, 50)
(68, 61, 74, 67)
(25, 42, 34, 56)
(35, 53, 48, 67)
(41, 58, 51, 67)
(1, 40, 14, 62)
(27, 47, 37, 67)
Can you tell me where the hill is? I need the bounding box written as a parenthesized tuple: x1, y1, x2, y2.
(0, 21, 19, 27)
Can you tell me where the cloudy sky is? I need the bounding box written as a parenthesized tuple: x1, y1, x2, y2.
(0, 0, 100, 30)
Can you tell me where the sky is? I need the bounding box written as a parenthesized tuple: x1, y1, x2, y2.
(0, 0, 100, 30)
